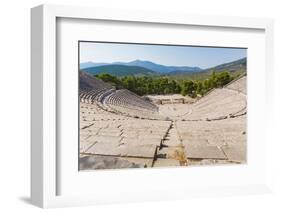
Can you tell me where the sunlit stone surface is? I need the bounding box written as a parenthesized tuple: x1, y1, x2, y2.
(79, 73, 247, 170)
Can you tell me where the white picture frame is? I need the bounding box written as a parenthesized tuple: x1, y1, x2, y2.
(31, 4, 274, 208)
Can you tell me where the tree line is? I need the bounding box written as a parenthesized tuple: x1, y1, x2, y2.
(95, 71, 236, 98)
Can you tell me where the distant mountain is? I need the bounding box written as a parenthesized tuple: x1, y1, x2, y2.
(80, 62, 109, 69)
(82, 64, 157, 77)
(80, 57, 246, 78)
(203, 57, 246, 73)
(80, 59, 202, 73)
(115, 60, 202, 73)
(165, 57, 247, 80)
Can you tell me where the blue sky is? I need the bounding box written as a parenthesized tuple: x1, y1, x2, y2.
(80, 42, 246, 69)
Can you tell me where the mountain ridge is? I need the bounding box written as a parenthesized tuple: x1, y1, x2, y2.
(81, 57, 247, 78)
(80, 59, 202, 73)
(82, 64, 157, 77)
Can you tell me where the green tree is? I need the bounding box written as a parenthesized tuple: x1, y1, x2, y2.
(181, 80, 197, 97)
(95, 73, 122, 89)
(94, 71, 236, 97)
(216, 71, 232, 87)
(196, 81, 203, 95)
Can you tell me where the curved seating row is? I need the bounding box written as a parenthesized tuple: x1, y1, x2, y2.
(225, 76, 247, 94)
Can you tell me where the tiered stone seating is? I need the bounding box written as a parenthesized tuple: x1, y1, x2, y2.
(106, 89, 158, 111)
(104, 89, 162, 119)
(225, 75, 247, 94)
(79, 71, 112, 104)
(176, 116, 246, 164)
(79, 72, 247, 170)
(79, 113, 171, 169)
(80, 103, 129, 128)
(180, 77, 246, 121)
(80, 88, 109, 103)
(79, 72, 160, 119)
(79, 71, 112, 91)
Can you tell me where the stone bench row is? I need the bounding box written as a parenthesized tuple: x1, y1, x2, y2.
(183, 88, 246, 121)
(225, 76, 246, 94)
(106, 89, 158, 112)
(80, 88, 109, 104)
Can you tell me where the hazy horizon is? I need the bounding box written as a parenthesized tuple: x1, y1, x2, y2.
(80, 42, 247, 69)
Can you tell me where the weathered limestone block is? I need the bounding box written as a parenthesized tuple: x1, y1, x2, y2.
(221, 144, 246, 162)
(120, 144, 157, 158)
(85, 141, 121, 156)
(121, 137, 162, 146)
(153, 159, 181, 167)
(80, 141, 96, 153)
(184, 145, 227, 159)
